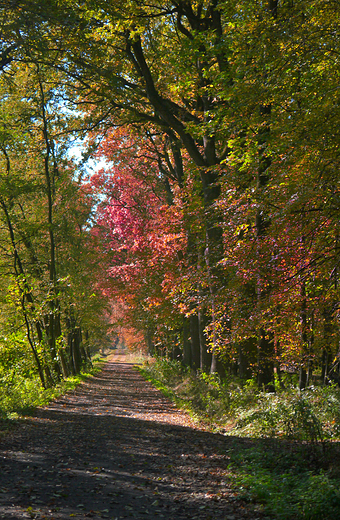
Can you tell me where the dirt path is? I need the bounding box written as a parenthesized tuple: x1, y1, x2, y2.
(0, 353, 265, 520)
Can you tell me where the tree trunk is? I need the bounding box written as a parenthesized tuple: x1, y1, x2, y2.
(238, 338, 257, 379)
(72, 327, 83, 374)
(255, 93, 274, 389)
(198, 309, 211, 372)
(23, 310, 46, 388)
(189, 314, 201, 370)
(59, 348, 70, 378)
(182, 317, 192, 367)
(257, 329, 275, 391)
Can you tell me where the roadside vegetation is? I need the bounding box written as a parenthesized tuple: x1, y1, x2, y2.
(0, 352, 105, 426)
(139, 357, 340, 520)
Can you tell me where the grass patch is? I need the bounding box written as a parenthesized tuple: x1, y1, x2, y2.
(139, 357, 340, 520)
(229, 440, 340, 520)
(0, 356, 106, 431)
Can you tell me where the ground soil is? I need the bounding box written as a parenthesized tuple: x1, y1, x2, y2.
(0, 352, 267, 520)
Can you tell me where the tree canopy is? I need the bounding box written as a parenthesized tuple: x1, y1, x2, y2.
(0, 0, 340, 388)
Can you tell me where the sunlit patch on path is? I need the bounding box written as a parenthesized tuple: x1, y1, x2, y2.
(43, 358, 197, 427)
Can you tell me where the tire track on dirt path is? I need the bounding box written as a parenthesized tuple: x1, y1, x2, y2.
(0, 356, 266, 520)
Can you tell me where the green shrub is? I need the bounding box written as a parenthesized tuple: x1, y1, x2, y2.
(0, 358, 104, 421)
(139, 358, 340, 519)
(229, 443, 340, 520)
(236, 467, 340, 520)
(140, 357, 340, 441)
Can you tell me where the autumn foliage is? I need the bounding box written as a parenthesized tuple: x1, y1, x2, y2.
(0, 0, 340, 388)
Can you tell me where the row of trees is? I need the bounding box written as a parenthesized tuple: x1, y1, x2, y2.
(0, 61, 109, 387)
(1, 0, 340, 388)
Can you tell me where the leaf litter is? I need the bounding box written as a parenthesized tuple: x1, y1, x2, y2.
(0, 352, 267, 520)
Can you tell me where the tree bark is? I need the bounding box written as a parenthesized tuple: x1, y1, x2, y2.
(182, 317, 192, 367)
(189, 314, 201, 370)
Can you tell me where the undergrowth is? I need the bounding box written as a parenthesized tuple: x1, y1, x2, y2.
(139, 357, 340, 441)
(0, 356, 105, 425)
(230, 442, 340, 520)
(139, 357, 340, 520)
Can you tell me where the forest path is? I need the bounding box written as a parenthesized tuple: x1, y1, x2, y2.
(0, 352, 264, 520)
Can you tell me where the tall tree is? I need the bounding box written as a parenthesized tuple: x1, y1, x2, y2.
(0, 61, 104, 384)
(2, 0, 340, 385)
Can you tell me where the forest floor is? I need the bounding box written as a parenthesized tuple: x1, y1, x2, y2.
(0, 351, 269, 520)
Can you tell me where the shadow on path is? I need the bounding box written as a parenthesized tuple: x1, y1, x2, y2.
(0, 359, 264, 520)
